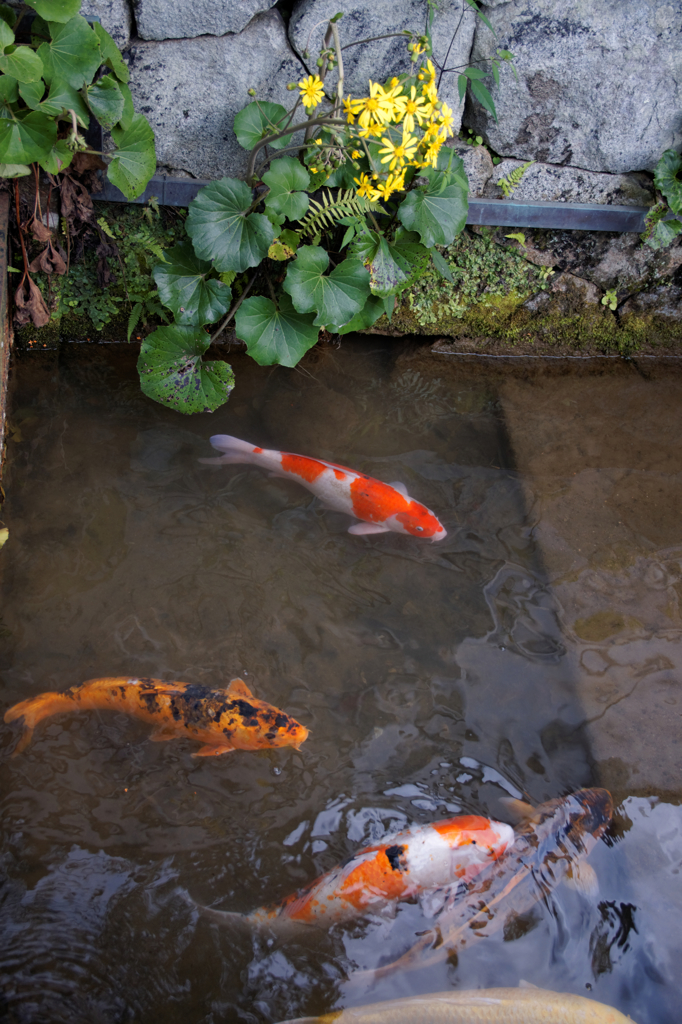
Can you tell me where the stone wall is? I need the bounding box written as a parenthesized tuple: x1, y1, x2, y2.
(82, 0, 682, 188)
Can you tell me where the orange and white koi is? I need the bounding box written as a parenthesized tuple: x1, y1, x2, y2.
(201, 435, 446, 540)
(4, 676, 308, 757)
(200, 815, 513, 927)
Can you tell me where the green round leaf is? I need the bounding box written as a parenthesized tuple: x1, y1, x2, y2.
(0, 109, 56, 163)
(153, 241, 232, 326)
(186, 177, 275, 273)
(93, 22, 129, 84)
(39, 77, 90, 125)
(235, 293, 319, 367)
(366, 235, 429, 298)
(0, 74, 18, 105)
(0, 160, 30, 177)
(37, 135, 73, 174)
(107, 113, 156, 200)
(26, 0, 82, 23)
(398, 168, 468, 248)
(37, 16, 101, 88)
(85, 74, 124, 129)
(283, 245, 370, 327)
(137, 324, 235, 414)
(0, 44, 44, 83)
(334, 294, 387, 334)
(263, 156, 310, 221)
(0, 5, 17, 28)
(116, 80, 134, 130)
(18, 77, 45, 108)
(654, 149, 682, 215)
(0, 16, 13, 48)
(233, 100, 293, 152)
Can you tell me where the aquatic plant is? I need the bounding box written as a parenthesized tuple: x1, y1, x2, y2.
(140, 5, 516, 413)
(0, 1, 156, 329)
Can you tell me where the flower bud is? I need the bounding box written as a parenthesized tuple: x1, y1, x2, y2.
(317, 57, 324, 67)
(287, 82, 298, 90)
(248, 88, 256, 96)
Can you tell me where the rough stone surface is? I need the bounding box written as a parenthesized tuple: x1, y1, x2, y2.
(483, 160, 655, 207)
(448, 140, 494, 197)
(466, 0, 682, 173)
(133, 0, 279, 41)
(81, 0, 132, 47)
(289, 0, 476, 135)
(621, 285, 682, 322)
(126, 11, 306, 180)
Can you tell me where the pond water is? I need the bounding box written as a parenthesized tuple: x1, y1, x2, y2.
(1, 340, 681, 1024)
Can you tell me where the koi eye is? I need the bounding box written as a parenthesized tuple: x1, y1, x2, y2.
(415, 526, 424, 532)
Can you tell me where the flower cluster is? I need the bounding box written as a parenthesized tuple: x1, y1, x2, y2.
(298, 58, 454, 202)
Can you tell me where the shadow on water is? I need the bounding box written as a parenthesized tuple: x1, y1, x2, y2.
(0, 338, 680, 1023)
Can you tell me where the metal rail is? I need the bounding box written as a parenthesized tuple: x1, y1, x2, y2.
(94, 175, 651, 232)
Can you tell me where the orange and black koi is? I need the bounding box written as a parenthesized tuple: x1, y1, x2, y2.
(4, 676, 308, 757)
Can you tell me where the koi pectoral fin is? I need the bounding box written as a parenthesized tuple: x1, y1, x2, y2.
(192, 743, 236, 757)
(348, 522, 391, 535)
(149, 727, 177, 743)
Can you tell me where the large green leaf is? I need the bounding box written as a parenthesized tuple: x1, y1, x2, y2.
(37, 16, 101, 88)
(0, 5, 17, 28)
(398, 167, 468, 248)
(38, 135, 73, 173)
(85, 74, 124, 129)
(0, 160, 30, 176)
(26, 0, 82, 23)
(137, 324, 235, 414)
(107, 113, 156, 199)
(18, 77, 45, 108)
(645, 216, 682, 250)
(153, 242, 232, 326)
(0, 44, 44, 83)
(263, 156, 310, 221)
(0, 16, 12, 47)
(117, 80, 134, 130)
(39, 77, 90, 125)
(0, 109, 55, 162)
(335, 294, 389, 334)
(353, 231, 429, 297)
(0, 74, 18, 105)
(186, 177, 274, 273)
(654, 149, 682, 215)
(93, 22, 129, 83)
(235, 293, 319, 367)
(283, 246, 370, 327)
(233, 100, 292, 152)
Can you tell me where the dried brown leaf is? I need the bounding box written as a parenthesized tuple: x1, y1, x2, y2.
(71, 152, 107, 175)
(14, 275, 51, 328)
(29, 218, 53, 243)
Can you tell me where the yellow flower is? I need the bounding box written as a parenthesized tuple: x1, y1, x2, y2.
(355, 80, 394, 129)
(411, 41, 426, 57)
(357, 122, 386, 139)
(351, 149, 362, 159)
(421, 58, 437, 83)
(343, 95, 361, 124)
(401, 85, 428, 134)
(382, 78, 406, 122)
(299, 74, 325, 109)
(436, 102, 455, 139)
(422, 139, 443, 168)
(354, 173, 380, 201)
(374, 171, 407, 201)
(421, 79, 438, 107)
(378, 130, 419, 171)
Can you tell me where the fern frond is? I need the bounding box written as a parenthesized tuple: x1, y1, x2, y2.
(127, 301, 143, 341)
(299, 189, 379, 238)
(498, 160, 533, 198)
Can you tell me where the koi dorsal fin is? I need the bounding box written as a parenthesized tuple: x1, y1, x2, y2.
(389, 481, 409, 497)
(225, 678, 253, 698)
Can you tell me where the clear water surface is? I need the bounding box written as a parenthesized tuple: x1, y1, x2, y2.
(1, 340, 681, 1024)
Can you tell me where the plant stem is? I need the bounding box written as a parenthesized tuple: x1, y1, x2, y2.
(341, 32, 410, 50)
(209, 273, 258, 343)
(246, 115, 346, 184)
(331, 21, 344, 116)
(14, 180, 30, 276)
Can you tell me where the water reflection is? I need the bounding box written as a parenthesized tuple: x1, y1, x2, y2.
(0, 343, 680, 1022)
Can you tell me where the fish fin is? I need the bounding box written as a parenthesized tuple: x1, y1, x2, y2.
(518, 979, 539, 989)
(198, 456, 232, 465)
(348, 522, 391, 536)
(499, 796, 537, 822)
(149, 727, 177, 743)
(225, 678, 253, 698)
(389, 481, 409, 497)
(192, 743, 236, 757)
(564, 861, 599, 899)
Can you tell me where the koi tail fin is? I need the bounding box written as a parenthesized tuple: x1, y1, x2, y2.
(199, 434, 264, 467)
(178, 889, 252, 931)
(4, 691, 74, 756)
